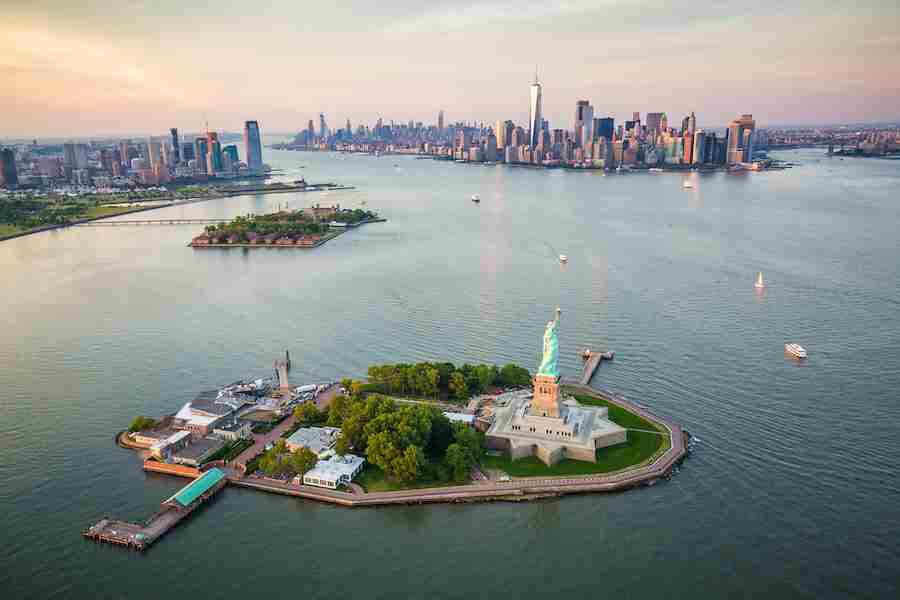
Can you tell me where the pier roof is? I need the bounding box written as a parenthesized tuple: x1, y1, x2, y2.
(165, 468, 226, 508)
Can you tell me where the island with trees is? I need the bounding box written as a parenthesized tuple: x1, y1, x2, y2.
(189, 206, 384, 248)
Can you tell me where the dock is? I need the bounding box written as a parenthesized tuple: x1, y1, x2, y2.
(579, 350, 614, 385)
(83, 467, 227, 551)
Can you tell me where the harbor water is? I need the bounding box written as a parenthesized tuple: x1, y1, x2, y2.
(1, 143, 898, 599)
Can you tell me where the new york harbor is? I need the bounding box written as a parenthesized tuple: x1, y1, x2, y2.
(1, 2, 899, 599)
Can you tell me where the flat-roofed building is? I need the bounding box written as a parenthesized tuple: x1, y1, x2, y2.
(285, 426, 340, 458)
(172, 436, 225, 467)
(149, 430, 192, 459)
(301, 454, 365, 489)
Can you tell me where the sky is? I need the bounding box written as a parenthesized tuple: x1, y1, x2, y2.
(2, 0, 899, 138)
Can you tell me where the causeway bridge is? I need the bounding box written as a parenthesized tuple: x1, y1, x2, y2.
(75, 218, 228, 226)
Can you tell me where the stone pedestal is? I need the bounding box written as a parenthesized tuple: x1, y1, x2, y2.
(530, 374, 561, 418)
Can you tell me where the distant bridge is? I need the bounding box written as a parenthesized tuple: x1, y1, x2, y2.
(75, 218, 230, 226)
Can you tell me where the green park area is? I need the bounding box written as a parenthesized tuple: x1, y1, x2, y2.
(362, 360, 532, 404)
(0, 196, 153, 238)
(480, 390, 670, 478)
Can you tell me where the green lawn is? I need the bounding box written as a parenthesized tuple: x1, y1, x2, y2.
(479, 390, 670, 478)
(81, 205, 145, 219)
(355, 465, 464, 493)
(0, 224, 24, 237)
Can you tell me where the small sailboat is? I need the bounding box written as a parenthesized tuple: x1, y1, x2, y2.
(755, 272, 765, 289)
(785, 343, 807, 359)
(471, 194, 480, 203)
(559, 254, 568, 263)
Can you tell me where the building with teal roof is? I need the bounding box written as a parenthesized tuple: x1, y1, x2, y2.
(164, 468, 226, 510)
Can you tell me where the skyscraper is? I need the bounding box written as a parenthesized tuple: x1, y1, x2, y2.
(645, 113, 664, 138)
(726, 114, 756, 165)
(119, 140, 130, 167)
(307, 120, 315, 144)
(63, 143, 76, 168)
(438, 111, 444, 133)
(147, 139, 162, 169)
(528, 73, 542, 148)
(574, 100, 594, 149)
(206, 131, 222, 173)
(194, 138, 208, 173)
(596, 117, 615, 141)
(170, 128, 180, 163)
(244, 120, 263, 173)
(319, 113, 328, 139)
(0, 148, 17, 188)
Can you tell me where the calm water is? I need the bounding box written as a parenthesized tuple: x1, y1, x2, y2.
(1, 144, 898, 599)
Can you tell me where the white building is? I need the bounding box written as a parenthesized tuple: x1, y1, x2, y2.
(301, 454, 365, 489)
(149, 430, 192, 459)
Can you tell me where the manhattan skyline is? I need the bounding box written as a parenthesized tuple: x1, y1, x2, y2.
(3, 0, 900, 138)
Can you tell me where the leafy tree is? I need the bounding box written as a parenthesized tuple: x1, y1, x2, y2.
(291, 446, 318, 476)
(293, 401, 321, 426)
(426, 412, 454, 458)
(128, 416, 157, 432)
(391, 445, 424, 483)
(449, 372, 469, 400)
(334, 433, 351, 456)
(444, 443, 470, 481)
(474, 364, 495, 392)
(499, 363, 531, 387)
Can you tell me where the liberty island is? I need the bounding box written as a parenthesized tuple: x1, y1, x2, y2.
(84, 305, 687, 552)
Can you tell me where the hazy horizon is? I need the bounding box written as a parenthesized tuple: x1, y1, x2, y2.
(4, 0, 899, 138)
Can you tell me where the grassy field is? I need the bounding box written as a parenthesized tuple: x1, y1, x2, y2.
(81, 205, 146, 219)
(480, 390, 670, 478)
(242, 409, 278, 423)
(355, 465, 464, 493)
(0, 224, 24, 237)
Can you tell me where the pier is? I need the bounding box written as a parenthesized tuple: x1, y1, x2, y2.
(83, 467, 227, 551)
(579, 350, 614, 385)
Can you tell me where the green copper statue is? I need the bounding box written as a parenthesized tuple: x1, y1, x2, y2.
(537, 307, 561, 378)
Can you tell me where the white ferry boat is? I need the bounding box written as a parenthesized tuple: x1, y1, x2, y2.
(755, 272, 765, 288)
(559, 254, 568, 263)
(785, 343, 807, 359)
(682, 180, 694, 189)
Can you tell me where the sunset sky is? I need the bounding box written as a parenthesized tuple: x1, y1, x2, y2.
(3, 0, 899, 138)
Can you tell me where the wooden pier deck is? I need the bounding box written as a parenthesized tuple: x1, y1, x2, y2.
(579, 350, 614, 385)
(83, 468, 227, 551)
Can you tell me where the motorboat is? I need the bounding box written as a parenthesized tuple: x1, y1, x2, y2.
(755, 272, 765, 289)
(471, 194, 480, 203)
(785, 343, 807, 359)
(682, 180, 694, 189)
(559, 254, 568, 263)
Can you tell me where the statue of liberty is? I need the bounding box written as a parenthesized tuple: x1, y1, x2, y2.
(537, 307, 561, 378)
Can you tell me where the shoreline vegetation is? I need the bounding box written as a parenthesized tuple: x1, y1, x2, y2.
(0, 181, 353, 242)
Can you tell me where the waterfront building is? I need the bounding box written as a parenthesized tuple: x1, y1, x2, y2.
(302, 454, 365, 489)
(0, 148, 17, 187)
(727, 114, 756, 164)
(170, 128, 180, 163)
(222, 144, 239, 165)
(172, 436, 225, 467)
(285, 426, 340, 458)
(596, 117, 614, 141)
(485, 308, 627, 465)
(149, 430, 192, 459)
(574, 100, 594, 149)
(244, 120, 263, 173)
(528, 73, 543, 148)
(213, 421, 252, 442)
(692, 130, 708, 165)
(645, 112, 664, 138)
(485, 134, 498, 162)
(683, 133, 693, 165)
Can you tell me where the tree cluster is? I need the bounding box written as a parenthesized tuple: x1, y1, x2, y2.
(326, 394, 483, 484)
(257, 439, 318, 478)
(128, 415, 158, 432)
(366, 361, 531, 401)
(204, 212, 327, 240)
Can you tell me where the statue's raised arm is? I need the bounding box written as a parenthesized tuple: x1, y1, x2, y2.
(537, 307, 561, 378)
